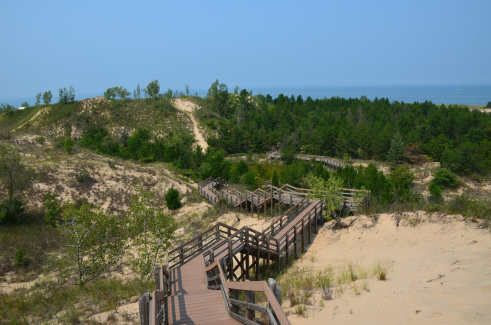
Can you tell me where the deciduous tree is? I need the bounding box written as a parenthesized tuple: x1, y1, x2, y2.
(59, 202, 127, 285)
(144, 80, 160, 99)
(128, 189, 176, 279)
(42, 90, 52, 105)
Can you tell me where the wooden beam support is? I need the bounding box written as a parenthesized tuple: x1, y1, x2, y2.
(301, 219, 305, 253)
(294, 225, 298, 259)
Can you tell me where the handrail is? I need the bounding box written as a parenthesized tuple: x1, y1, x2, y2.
(205, 253, 290, 325)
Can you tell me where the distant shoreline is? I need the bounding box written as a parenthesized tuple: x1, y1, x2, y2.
(2, 84, 490, 108)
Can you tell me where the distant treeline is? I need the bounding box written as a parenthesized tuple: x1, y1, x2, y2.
(201, 84, 490, 175)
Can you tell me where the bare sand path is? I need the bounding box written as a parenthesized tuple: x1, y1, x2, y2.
(287, 212, 491, 325)
(173, 99, 208, 150)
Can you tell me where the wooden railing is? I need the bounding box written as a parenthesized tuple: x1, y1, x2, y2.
(204, 251, 290, 325)
(139, 265, 170, 325)
(266, 150, 348, 170)
(166, 222, 238, 270)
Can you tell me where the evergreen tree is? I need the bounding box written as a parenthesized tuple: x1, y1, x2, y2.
(387, 131, 405, 164)
(165, 187, 181, 210)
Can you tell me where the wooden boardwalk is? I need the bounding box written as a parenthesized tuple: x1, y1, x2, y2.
(140, 187, 324, 324)
(266, 151, 348, 170)
(167, 256, 240, 324)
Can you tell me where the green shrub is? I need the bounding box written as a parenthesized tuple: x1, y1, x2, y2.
(431, 168, 460, 188)
(165, 188, 181, 210)
(429, 181, 443, 201)
(14, 249, 30, 268)
(43, 193, 61, 226)
(0, 199, 24, 224)
(63, 137, 75, 154)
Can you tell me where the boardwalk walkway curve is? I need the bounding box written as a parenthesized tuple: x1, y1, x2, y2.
(139, 153, 368, 325)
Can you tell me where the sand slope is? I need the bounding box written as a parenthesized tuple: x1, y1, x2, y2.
(288, 212, 491, 324)
(173, 99, 208, 150)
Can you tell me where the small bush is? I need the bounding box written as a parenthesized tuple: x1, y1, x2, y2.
(0, 199, 25, 224)
(43, 193, 61, 226)
(165, 187, 181, 210)
(35, 136, 45, 145)
(431, 168, 460, 189)
(64, 137, 75, 154)
(14, 249, 30, 268)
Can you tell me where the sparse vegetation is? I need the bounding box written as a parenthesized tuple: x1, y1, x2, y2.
(374, 258, 394, 281)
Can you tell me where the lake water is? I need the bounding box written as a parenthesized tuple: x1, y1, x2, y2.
(2, 85, 490, 108)
(243, 85, 491, 106)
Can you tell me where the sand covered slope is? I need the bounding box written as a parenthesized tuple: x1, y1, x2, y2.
(287, 212, 491, 324)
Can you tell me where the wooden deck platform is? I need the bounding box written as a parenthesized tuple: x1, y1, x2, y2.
(168, 252, 241, 324)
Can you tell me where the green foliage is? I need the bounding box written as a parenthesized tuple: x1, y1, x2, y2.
(305, 174, 344, 221)
(58, 86, 75, 104)
(42, 90, 52, 105)
(429, 181, 443, 201)
(35, 92, 41, 106)
(388, 165, 415, 198)
(104, 86, 130, 99)
(0, 199, 24, 224)
(0, 103, 15, 117)
(272, 168, 279, 187)
(63, 137, 75, 154)
(431, 168, 460, 188)
(165, 187, 182, 210)
(241, 171, 259, 190)
(129, 189, 177, 279)
(59, 202, 127, 286)
(207, 79, 231, 117)
(144, 80, 160, 99)
(209, 94, 489, 175)
(134, 83, 141, 99)
(0, 145, 32, 223)
(14, 249, 30, 268)
(387, 131, 405, 164)
(43, 193, 61, 226)
(441, 141, 487, 175)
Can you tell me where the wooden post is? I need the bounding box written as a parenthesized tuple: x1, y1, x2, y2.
(308, 215, 312, 245)
(271, 187, 273, 219)
(285, 233, 289, 264)
(290, 193, 293, 206)
(228, 238, 233, 280)
(266, 236, 270, 278)
(255, 234, 260, 279)
(301, 219, 305, 253)
(263, 191, 266, 219)
(180, 247, 184, 263)
(314, 206, 318, 234)
(276, 238, 280, 268)
(279, 191, 282, 215)
(246, 290, 255, 320)
(231, 289, 239, 314)
(251, 194, 254, 218)
(245, 193, 248, 214)
(294, 225, 298, 259)
(198, 234, 203, 250)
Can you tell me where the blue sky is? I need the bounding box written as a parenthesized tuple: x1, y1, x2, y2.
(1, 0, 490, 101)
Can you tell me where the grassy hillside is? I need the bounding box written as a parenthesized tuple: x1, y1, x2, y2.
(0, 97, 193, 140)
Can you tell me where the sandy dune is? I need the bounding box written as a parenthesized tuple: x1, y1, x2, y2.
(173, 99, 208, 150)
(287, 212, 491, 324)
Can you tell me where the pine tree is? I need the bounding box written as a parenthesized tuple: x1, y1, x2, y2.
(387, 131, 405, 164)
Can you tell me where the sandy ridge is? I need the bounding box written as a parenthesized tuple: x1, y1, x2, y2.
(173, 99, 208, 150)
